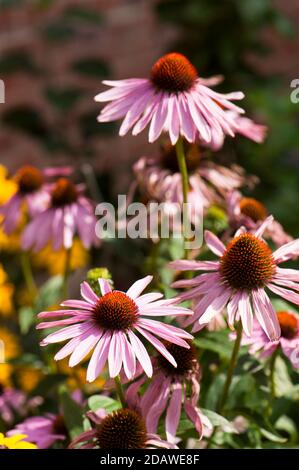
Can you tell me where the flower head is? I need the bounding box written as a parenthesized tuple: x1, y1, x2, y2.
(69, 408, 175, 449)
(22, 177, 98, 251)
(95, 52, 245, 145)
(0, 165, 49, 234)
(37, 275, 193, 381)
(125, 342, 212, 444)
(241, 311, 299, 368)
(134, 143, 250, 214)
(170, 216, 299, 340)
(8, 413, 68, 449)
(227, 191, 292, 247)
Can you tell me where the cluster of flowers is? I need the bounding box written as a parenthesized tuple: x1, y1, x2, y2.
(1, 52, 299, 450)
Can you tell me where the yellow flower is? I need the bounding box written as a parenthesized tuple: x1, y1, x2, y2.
(0, 265, 14, 317)
(0, 327, 21, 361)
(16, 366, 44, 393)
(0, 166, 17, 205)
(56, 359, 105, 392)
(33, 239, 90, 276)
(0, 229, 21, 252)
(0, 364, 13, 387)
(0, 433, 37, 449)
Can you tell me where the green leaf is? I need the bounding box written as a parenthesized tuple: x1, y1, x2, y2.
(260, 427, 287, 443)
(275, 415, 298, 443)
(273, 356, 294, 397)
(204, 373, 226, 410)
(60, 389, 84, 439)
(19, 306, 36, 334)
(201, 408, 237, 433)
(32, 374, 66, 396)
(73, 58, 110, 78)
(194, 330, 234, 360)
(88, 395, 120, 413)
(36, 275, 63, 311)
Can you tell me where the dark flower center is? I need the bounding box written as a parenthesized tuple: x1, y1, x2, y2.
(93, 291, 138, 331)
(277, 311, 298, 339)
(160, 143, 201, 174)
(220, 233, 276, 291)
(157, 342, 197, 377)
(51, 178, 78, 207)
(96, 409, 147, 449)
(151, 52, 198, 93)
(52, 415, 68, 436)
(15, 166, 44, 194)
(239, 198, 267, 223)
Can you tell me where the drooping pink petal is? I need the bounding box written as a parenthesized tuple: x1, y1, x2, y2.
(135, 326, 177, 367)
(204, 230, 226, 256)
(165, 382, 182, 443)
(86, 332, 111, 382)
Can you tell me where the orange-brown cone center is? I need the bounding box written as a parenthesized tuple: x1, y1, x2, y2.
(220, 233, 276, 290)
(277, 311, 298, 339)
(239, 198, 267, 223)
(51, 178, 78, 207)
(93, 291, 138, 331)
(151, 52, 198, 93)
(15, 166, 44, 194)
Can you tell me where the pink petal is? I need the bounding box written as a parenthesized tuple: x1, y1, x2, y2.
(252, 289, 280, 341)
(169, 260, 219, 271)
(80, 282, 98, 305)
(126, 275, 153, 299)
(108, 332, 123, 378)
(165, 382, 182, 443)
(98, 278, 112, 296)
(86, 332, 111, 382)
(204, 230, 226, 256)
(69, 329, 102, 367)
(118, 332, 136, 380)
(238, 291, 253, 336)
(254, 215, 274, 238)
(127, 330, 153, 377)
(135, 327, 177, 367)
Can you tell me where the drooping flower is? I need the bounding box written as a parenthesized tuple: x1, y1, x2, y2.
(134, 143, 251, 214)
(69, 408, 176, 449)
(22, 177, 99, 251)
(0, 165, 49, 234)
(226, 191, 292, 247)
(208, 113, 267, 151)
(37, 276, 193, 381)
(95, 52, 246, 145)
(125, 342, 212, 444)
(8, 413, 68, 449)
(170, 216, 299, 340)
(0, 432, 37, 449)
(241, 311, 299, 368)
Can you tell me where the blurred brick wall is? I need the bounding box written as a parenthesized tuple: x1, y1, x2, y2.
(0, 0, 298, 194)
(0, 0, 176, 193)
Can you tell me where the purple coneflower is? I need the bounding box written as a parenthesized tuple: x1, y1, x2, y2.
(241, 311, 299, 368)
(133, 143, 250, 217)
(22, 177, 98, 251)
(125, 343, 212, 444)
(226, 191, 292, 247)
(0, 165, 49, 234)
(37, 276, 193, 381)
(95, 52, 245, 145)
(8, 413, 68, 449)
(170, 216, 299, 340)
(69, 408, 176, 449)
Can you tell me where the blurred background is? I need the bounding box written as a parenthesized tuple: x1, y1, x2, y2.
(0, 0, 298, 236)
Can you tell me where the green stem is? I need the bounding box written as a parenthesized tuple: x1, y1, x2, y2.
(175, 137, 190, 258)
(269, 347, 279, 399)
(61, 247, 72, 299)
(20, 251, 37, 300)
(218, 321, 243, 413)
(114, 375, 127, 408)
